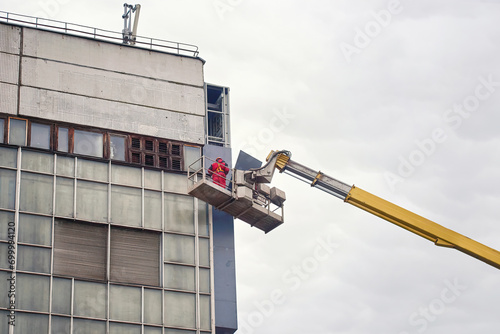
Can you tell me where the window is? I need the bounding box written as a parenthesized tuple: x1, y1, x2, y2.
(51, 316, 70, 333)
(73, 281, 107, 318)
(30, 122, 51, 149)
(206, 84, 229, 146)
(76, 180, 108, 222)
(18, 214, 52, 246)
(164, 194, 194, 234)
(73, 318, 106, 333)
(16, 273, 50, 312)
(15, 312, 49, 333)
(9, 118, 27, 146)
(17, 245, 51, 273)
(109, 285, 141, 322)
(21, 150, 53, 174)
(57, 127, 69, 152)
(74, 129, 103, 158)
(0, 118, 4, 143)
(184, 145, 201, 171)
(144, 289, 162, 325)
(55, 177, 74, 218)
(2, 116, 199, 172)
(52, 278, 71, 315)
(164, 264, 195, 291)
(20, 172, 54, 215)
(111, 186, 142, 227)
(164, 234, 195, 265)
(0, 169, 16, 210)
(164, 291, 196, 328)
(144, 190, 162, 230)
(129, 136, 184, 170)
(110, 134, 126, 161)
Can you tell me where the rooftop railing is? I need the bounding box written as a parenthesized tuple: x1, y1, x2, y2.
(0, 11, 199, 57)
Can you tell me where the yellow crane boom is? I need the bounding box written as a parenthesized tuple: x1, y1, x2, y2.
(267, 150, 500, 270)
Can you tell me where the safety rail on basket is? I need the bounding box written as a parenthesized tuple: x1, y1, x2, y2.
(187, 156, 286, 233)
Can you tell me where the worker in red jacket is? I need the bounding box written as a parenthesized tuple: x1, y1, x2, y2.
(208, 157, 229, 188)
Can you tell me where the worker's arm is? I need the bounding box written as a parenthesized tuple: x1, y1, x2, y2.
(268, 151, 500, 270)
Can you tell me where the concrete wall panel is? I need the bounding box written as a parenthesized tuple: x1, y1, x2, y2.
(22, 28, 204, 87)
(21, 57, 205, 116)
(0, 53, 19, 85)
(0, 82, 18, 115)
(0, 24, 21, 54)
(19, 87, 205, 144)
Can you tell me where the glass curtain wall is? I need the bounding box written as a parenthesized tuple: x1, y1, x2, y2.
(0, 147, 212, 334)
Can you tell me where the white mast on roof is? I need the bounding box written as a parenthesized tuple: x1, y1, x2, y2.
(122, 3, 141, 45)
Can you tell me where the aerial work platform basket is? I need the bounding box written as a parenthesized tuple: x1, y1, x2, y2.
(187, 157, 285, 233)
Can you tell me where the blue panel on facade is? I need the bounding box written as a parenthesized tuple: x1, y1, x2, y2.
(203, 144, 238, 334)
(234, 150, 262, 170)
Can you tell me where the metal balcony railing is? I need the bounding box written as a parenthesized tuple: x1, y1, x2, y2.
(0, 11, 199, 57)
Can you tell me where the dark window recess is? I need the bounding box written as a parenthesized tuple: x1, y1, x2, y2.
(145, 154, 155, 166)
(131, 137, 141, 149)
(145, 139, 154, 151)
(158, 142, 168, 154)
(159, 156, 168, 168)
(172, 158, 182, 171)
(171, 144, 181, 156)
(131, 152, 142, 164)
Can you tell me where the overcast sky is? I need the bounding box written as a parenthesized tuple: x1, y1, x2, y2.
(3, 1, 500, 333)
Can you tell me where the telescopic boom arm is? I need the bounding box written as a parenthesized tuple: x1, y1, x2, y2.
(259, 150, 500, 270)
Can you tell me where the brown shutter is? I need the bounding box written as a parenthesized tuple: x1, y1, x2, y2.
(53, 220, 107, 281)
(110, 227, 160, 286)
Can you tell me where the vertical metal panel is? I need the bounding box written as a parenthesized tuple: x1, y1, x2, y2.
(110, 227, 160, 286)
(53, 220, 107, 281)
(206, 145, 237, 334)
(194, 197, 200, 331)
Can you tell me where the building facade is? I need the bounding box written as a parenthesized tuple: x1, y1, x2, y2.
(0, 13, 236, 334)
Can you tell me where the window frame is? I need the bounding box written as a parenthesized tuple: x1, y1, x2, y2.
(129, 135, 184, 170)
(0, 117, 6, 143)
(8, 116, 28, 146)
(108, 133, 127, 162)
(1, 115, 196, 172)
(73, 128, 105, 158)
(29, 120, 53, 150)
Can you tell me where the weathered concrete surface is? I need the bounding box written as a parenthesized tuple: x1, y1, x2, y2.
(22, 27, 204, 87)
(21, 57, 205, 116)
(0, 82, 18, 115)
(1, 24, 207, 144)
(20, 87, 205, 144)
(0, 53, 19, 85)
(0, 24, 21, 54)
